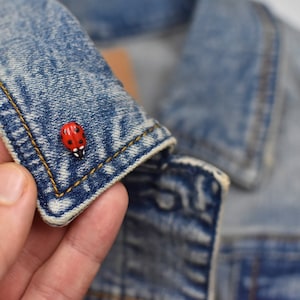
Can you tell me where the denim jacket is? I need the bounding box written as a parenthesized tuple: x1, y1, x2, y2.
(62, 1, 300, 299)
(1, 0, 299, 299)
(0, 0, 229, 299)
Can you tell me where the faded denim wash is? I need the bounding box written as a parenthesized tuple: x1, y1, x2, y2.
(0, 0, 229, 299)
(0, 0, 177, 226)
(57, 0, 300, 299)
(158, 0, 282, 189)
(2, 0, 299, 298)
(88, 156, 228, 300)
(60, 0, 196, 41)
(216, 22, 300, 300)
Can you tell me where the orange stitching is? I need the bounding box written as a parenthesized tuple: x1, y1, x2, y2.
(0, 81, 160, 198)
(0, 81, 61, 195)
(55, 123, 159, 198)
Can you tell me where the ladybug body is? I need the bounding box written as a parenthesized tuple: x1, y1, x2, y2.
(60, 122, 86, 159)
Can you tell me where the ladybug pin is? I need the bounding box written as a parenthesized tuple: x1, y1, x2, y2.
(60, 122, 87, 159)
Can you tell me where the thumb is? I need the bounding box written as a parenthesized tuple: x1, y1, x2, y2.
(0, 163, 37, 279)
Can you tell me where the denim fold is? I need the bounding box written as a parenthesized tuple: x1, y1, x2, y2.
(0, 0, 176, 226)
(87, 155, 229, 300)
(1, 0, 232, 299)
(158, 0, 283, 189)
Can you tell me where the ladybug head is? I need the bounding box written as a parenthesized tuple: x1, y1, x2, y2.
(72, 145, 85, 159)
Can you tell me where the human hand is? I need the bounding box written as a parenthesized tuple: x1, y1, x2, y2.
(0, 139, 128, 299)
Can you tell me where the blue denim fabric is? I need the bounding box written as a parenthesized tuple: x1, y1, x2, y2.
(59, 0, 196, 41)
(0, 0, 230, 299)
(0, 0, 177, 226)
(158, 0, 282, 189)
(67, 0, 299, 298)
(66, 0, 299, 297)
(216, 21, 300, 300)
(4, 0, 299, 298)
(217, 237, 300, 300)
(87, 156, 229, 300)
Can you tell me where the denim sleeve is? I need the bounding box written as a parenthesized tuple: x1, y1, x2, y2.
(0, 0, 177, 226)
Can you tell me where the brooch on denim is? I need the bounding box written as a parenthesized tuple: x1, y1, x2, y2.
(60, 122, 87, 159)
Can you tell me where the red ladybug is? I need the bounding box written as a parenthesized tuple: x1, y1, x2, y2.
(60, 122, 87, 159)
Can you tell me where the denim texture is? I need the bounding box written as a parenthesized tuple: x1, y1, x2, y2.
(0, 0, 177, 226)
(59, 0, 196, 41)
(216, 21, 300, 300)
(0, 0, 230, 299)
(87, 156, 229, 300)
(73, 1, 299, 298)
(65, 0, 299, 297)
(2, 0, 298, 298)
(217, 236, 300, 300)
(158, 0, 282, 189)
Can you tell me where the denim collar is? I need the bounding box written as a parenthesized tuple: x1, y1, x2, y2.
(158, 0, 282, 189)
(0, 0, 176, 226)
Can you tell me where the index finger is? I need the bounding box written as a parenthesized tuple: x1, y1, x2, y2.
(22, 182, 128, 299)
(0, 138, 13, 163)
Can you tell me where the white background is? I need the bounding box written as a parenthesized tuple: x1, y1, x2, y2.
(257, 0, 300, 29)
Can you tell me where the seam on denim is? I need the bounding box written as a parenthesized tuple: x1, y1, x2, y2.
(55, 123, 160, 198)
(220, 251, 300, 261)
(130, 158, 225, 297)
(249, 258, 260, 300)
(0, 81, 59, 190)
(236, 3, 279, 166)
(174, 3, 279, 173)
(86, 289, 146, 300)
(221, 233, 300, 242)
(0, 80, 161, 198)
(165, 160, 225, 300)
(246, 3, 279, 164)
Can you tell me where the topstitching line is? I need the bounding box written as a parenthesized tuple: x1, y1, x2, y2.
(0, 81, 160, 198)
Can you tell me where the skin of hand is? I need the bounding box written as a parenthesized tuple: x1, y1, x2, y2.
(0, 139, 128, 299)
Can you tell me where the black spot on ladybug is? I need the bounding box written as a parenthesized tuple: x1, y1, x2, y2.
(68, 140, 73, 145)
(74, 127, 80, 133)
(79, 139, 83, 144)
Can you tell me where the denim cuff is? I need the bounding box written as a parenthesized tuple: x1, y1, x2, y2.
(0, 0, 175, 226)
(158, 0, 283, 189)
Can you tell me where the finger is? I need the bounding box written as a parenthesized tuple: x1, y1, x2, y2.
(0, 214, 67, 299)
(0, 163, 37, 279)
(0, 138, 13, 163)
(23, 182, 128, 300)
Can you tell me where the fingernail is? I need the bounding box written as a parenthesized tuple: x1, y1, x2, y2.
(0, 165, 26, 205)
